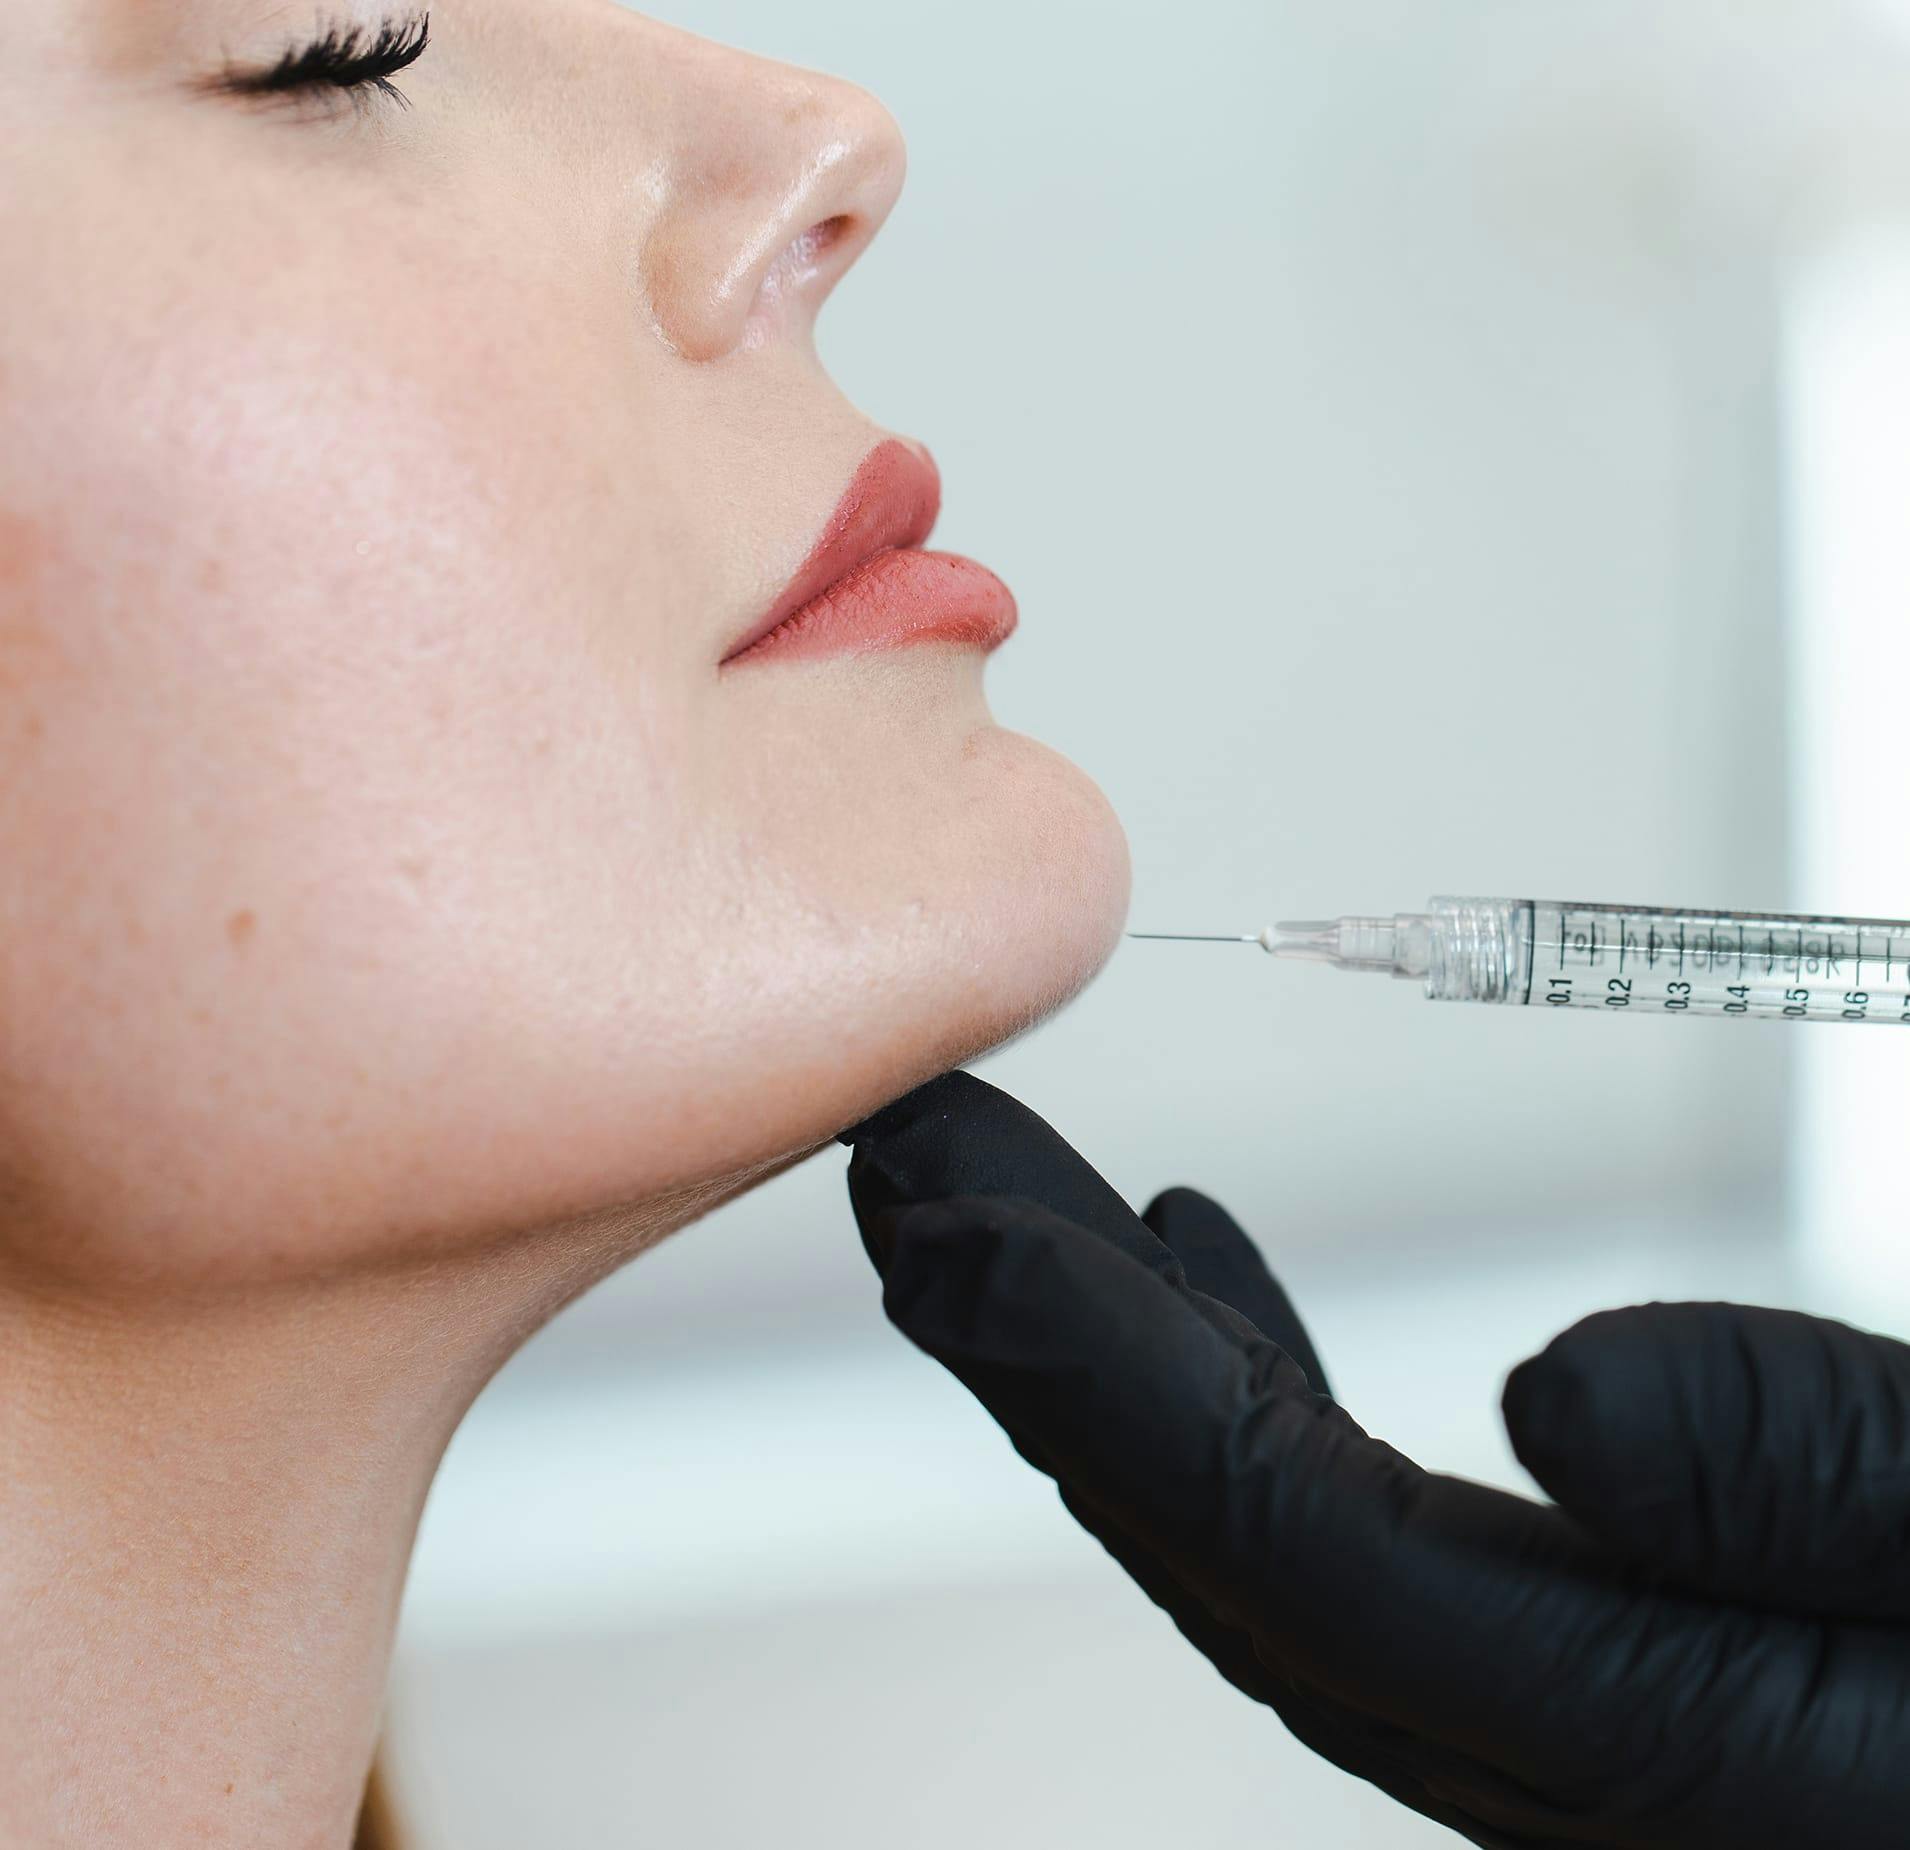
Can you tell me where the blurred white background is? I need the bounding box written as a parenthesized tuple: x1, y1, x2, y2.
(385, 3, 1910, 1842)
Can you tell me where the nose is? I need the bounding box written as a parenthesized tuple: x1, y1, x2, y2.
(626, 24, 908, 363)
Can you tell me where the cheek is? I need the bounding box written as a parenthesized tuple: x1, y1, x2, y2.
(0, 289, 732, 1277)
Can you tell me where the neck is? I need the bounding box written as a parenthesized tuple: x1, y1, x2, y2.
(0, 1182, 733, 1850)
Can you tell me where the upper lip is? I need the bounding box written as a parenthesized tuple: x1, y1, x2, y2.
(721, 439, 942, 664)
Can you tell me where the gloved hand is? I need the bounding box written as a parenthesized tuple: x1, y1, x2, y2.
(841, 1071, 1910, 1850)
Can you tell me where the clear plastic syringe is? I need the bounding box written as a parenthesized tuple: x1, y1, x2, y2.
(1131, 897, 1910, 1025)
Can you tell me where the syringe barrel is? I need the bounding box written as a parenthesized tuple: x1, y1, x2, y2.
(1423, 899, 1910, 1024)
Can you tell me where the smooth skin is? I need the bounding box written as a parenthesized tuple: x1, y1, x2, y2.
(0, 3, 1131, 1843)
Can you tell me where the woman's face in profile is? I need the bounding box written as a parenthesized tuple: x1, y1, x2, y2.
(0, 0, 1129, 1285)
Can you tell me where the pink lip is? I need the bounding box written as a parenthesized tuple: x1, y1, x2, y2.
(720, 440, 1019, 666)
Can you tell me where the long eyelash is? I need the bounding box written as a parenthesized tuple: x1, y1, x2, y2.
(218, 12, 432, 110)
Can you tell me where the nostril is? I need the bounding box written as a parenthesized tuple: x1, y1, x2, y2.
(755, 214, 857, 316)
(787, 214, 854, 277)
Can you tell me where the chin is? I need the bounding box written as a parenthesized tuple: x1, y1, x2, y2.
(941, 723, 1132, 1039)
(715, 721, 1132, 1165)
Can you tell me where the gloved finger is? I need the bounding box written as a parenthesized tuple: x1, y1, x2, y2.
(842, 1070, 1267, 1353)
(1142, 1186, 1333, 1400)
(842, 1071, 1171, 1279)
(875, 1196, 1910, 1844)
(1504, 1302, 1910, 1620)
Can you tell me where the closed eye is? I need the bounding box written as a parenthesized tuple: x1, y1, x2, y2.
(210, 12, 431, 111)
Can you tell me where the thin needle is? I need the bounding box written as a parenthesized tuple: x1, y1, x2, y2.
(1127, 933, 1260, 943)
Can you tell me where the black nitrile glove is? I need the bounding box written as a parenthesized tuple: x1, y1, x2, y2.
(841, 1071, 1910, 1850)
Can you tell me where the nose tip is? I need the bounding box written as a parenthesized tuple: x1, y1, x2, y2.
(642, 73, 907, 363)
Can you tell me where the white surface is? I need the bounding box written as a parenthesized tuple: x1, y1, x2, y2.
(1782, 231, 1910, 1328)
(396, 1577, 1460, 1850)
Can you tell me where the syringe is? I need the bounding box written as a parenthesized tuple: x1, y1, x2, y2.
(1131, 897, 1910, 1025)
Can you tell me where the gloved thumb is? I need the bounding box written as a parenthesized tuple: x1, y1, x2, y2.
(1504, 1302, 1910, 1619)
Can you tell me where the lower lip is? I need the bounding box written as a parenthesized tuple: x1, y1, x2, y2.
(723, 549, 1018, 666)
